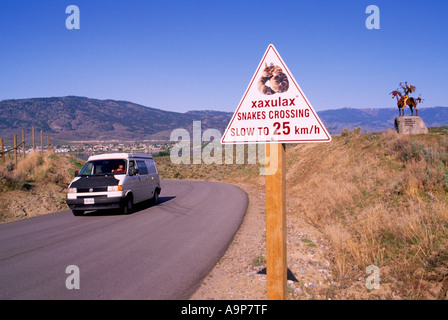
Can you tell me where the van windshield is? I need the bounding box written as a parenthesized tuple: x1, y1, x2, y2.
(79, 159, 127, 176)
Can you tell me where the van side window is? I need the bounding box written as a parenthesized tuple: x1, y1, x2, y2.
(146, 160, 157, 174)
(136, 160, 148, 175)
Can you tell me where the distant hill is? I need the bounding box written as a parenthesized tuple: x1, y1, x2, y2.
(0, 96, 232, 142)
(318, 107, 448, 134)
(0, 96, 447, 141)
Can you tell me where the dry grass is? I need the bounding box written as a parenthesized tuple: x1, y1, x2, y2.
(0, 152, 84, 222)
(284, 129, 448, 299)
(156, 128, 448, 299)
(1, 152, 64, 188)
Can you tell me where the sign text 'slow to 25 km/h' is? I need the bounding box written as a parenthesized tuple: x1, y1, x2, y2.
(221, 44, 331, 144)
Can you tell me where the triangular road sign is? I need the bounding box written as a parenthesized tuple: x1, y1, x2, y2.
(221, 44, 331, 144)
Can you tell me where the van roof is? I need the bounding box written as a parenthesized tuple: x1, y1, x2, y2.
(88, 153, 154, 161)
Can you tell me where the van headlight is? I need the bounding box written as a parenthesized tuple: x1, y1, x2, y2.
(67, 187, 77, 193)
(107, 185, 123, 192)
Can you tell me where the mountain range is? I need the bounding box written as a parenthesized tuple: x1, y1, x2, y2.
(0, 96, 447, 142)
(318, 106, 448, 134)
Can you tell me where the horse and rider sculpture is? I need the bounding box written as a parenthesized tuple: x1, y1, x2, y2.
(390, 82, 423, 117)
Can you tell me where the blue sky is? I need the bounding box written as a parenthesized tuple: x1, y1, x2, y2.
(0, 0, 447, 113)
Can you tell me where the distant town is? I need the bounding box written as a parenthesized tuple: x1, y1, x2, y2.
(0, 140, 174, 161)
(54, 141, 174, 157)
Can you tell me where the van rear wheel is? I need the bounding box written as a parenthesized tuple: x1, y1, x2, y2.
(151, 189, 159, 205)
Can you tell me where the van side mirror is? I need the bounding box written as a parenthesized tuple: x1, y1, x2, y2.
(129, 168, 139, 176)
(74, 170, 79, 177)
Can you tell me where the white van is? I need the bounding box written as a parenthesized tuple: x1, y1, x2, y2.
(66, 153, 161, 216)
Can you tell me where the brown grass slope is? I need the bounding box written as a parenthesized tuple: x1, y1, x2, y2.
(157, 129, 448, 299)
(0, 152, 83, 223)
(1, 129, 447, 299)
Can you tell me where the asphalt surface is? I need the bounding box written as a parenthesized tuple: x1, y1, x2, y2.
(0, 180, 248, 300)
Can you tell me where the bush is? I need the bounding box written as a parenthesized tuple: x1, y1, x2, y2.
(0, 166, 26, 191)
(4, 162, 15, 172)
(16, 152, 44, 173)
(155, 151, 170, 157)
(253, 254, 266, 266)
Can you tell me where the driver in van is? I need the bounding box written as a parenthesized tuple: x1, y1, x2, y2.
(113, 164, 125, 173)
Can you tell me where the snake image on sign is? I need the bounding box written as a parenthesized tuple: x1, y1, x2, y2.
(257, 63, 289, 95)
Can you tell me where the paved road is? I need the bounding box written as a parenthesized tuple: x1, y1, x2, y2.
(0, 180, 248, 300)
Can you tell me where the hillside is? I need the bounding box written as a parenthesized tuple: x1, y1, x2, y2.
(156, 129, 448, 300)
(0, 96, 232, 142)
(1, 96, 448, 142)
(0, 152, 84, 222)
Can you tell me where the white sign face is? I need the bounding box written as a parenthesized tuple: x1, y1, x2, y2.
(221, 44, 331, 144)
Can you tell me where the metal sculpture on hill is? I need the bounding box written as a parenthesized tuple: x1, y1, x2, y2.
(390, 82, 423, 117)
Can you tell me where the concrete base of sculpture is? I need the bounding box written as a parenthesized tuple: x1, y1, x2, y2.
(394, 116, 428, 134)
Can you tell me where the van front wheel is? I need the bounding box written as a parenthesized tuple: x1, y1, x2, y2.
(123, 196, 133, 214)
(72, 210, 84, 216)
